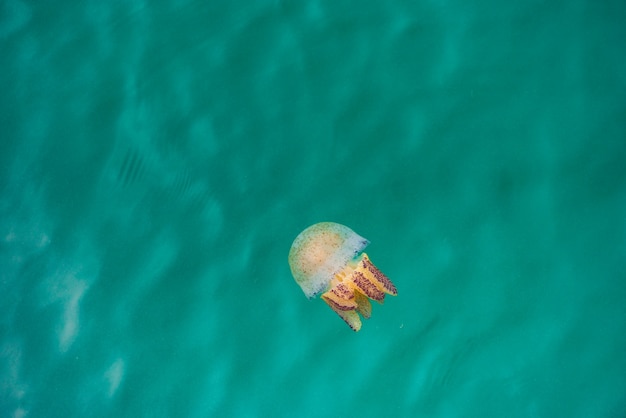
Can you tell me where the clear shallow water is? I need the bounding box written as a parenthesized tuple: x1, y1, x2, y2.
(1, 1, 625, 417)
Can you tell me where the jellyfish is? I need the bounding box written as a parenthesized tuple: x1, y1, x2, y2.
(288, 222, 397, 331)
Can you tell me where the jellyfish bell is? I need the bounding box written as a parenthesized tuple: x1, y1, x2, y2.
(288, 222, 397, 331)
(288, 222, 369, 298)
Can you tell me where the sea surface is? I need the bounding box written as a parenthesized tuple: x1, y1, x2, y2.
(1, 1, 625, 417)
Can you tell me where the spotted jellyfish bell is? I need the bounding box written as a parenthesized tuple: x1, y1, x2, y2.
(288, 222, 397, 331)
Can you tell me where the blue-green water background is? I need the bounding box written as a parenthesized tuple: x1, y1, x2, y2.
(1, 1, 625, 416)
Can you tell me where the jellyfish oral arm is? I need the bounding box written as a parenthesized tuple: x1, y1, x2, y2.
(321, 253, 397, 332)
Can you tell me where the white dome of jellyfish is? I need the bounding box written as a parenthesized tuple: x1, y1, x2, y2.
(288, 222, 397, 331)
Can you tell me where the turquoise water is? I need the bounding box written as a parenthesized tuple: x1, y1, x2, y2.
(1, 0, 625, 416)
